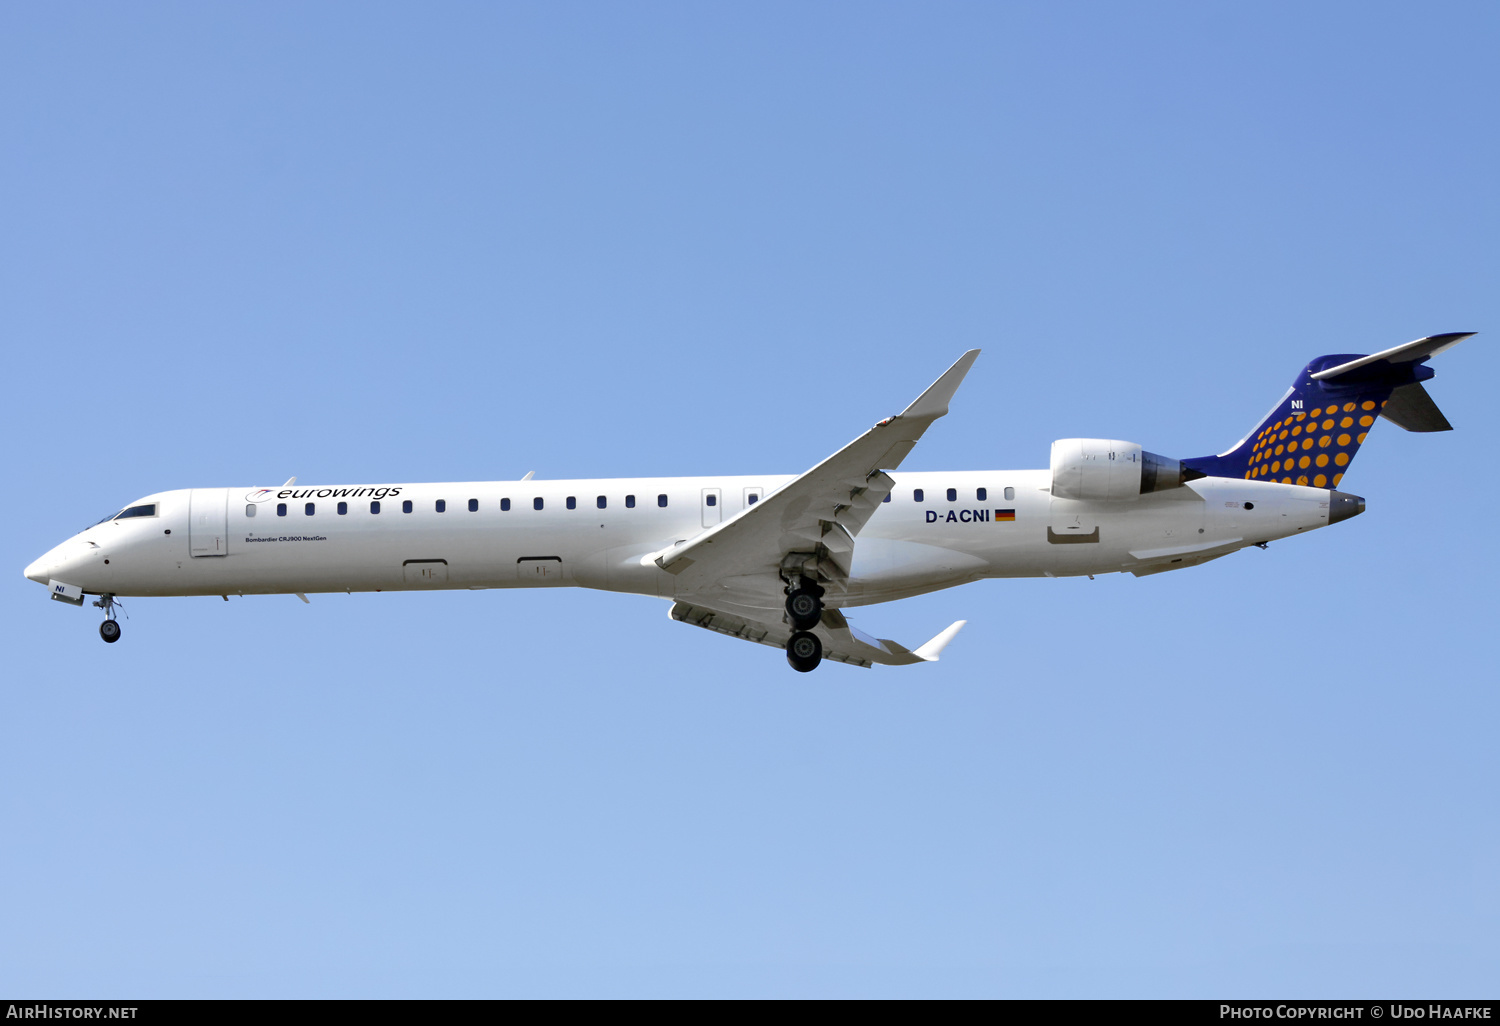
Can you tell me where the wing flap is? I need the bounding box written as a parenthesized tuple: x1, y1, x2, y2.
(669, 602, 966, 668)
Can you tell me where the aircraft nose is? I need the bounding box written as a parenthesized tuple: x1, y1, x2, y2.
(1328, 490, 1366, 525)
(24, 539, 83, 585)
(25, 553, 54, 585)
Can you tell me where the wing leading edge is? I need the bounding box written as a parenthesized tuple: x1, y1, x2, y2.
(652, 349, 981, 591)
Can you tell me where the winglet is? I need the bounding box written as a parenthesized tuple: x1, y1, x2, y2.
(899, 350, 981, 420)
(914, 620, 967, 661)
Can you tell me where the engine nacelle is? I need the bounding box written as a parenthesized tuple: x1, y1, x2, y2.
(1050, 439, 1193, 501)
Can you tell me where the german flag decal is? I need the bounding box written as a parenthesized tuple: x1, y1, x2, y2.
(994, 509, 1016, 522)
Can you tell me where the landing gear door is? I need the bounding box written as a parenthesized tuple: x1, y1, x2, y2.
(189, 488, 229, 557)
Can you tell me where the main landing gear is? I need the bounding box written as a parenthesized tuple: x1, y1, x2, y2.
(786, 631, 823, 673)
(783, 576, 825, 671)
(784, 577, 824, 631)
(93, 593, 122, 644)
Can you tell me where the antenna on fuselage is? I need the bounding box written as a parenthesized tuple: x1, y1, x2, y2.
(520, 471, 535, 481)
(281, 476, 297, 486)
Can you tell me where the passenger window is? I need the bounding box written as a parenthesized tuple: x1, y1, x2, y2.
(914, 489, 924, 502)
(436, 499, 446, 513)
(597, 496, 607, 509)
(501, 498, 511, 512)
(946, 488, 957, 502)
(246, 504, 257, 518)
(566, 496, 576, 510)
(468, 498, 478, 512)
(976, 487, 987, 501)
(371, 501, 381, 514)
(277, 503, 287, 517)
(657, 494, 667, 507)
(748, 494, 758, 504)
(626, 494, 636, 508)
(305, 502, 315, 516)
(338, 502, 348, 515)
(402, 500, 413, 514)
(1004, 486, 1015, 501)
(534, 497, 544, 510)
(706, 494, 716, 506)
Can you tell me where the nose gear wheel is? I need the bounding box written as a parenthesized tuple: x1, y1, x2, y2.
(92, 593, 125, 644)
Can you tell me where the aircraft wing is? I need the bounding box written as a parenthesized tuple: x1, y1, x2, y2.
(652, 350, 981, 590)
(670, 601, 966, 669)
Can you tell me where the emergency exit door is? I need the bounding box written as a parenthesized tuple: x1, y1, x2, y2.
(189, 488, 229, 556)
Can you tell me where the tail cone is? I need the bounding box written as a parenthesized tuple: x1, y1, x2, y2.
(1329, 491, 1365, 525)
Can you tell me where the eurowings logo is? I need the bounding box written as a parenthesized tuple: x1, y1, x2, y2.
(245, 489, 276, 503)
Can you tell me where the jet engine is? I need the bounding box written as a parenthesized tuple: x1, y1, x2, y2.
(1049, 438, 1197, 500)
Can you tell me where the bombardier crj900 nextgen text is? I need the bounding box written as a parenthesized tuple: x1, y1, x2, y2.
(25, 333, 1474, 671)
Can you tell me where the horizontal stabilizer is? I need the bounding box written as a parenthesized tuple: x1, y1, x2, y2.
(1310, 332, 1475, 382)
(1380, 382, 1453, 432)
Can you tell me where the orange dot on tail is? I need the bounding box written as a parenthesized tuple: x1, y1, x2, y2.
(1333, 472, 1344, 485)
(1337, 433, 1351, 446)
(1316, 454, 1329, 467)
(1335, 452, 1349, 466)
(1357, 432, 1367, 443)
(1341, 416, 1353, 428)
(1297, 475, 1309, 486)
(1314, 474, 1327, 487)
(1344, 402, 1357, 412)
(1362, 400, 1376, 410)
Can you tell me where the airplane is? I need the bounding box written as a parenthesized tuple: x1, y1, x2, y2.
(24, 332, 1474, 671)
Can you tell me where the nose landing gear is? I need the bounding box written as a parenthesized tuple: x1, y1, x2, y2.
(92, 593, 123, 644)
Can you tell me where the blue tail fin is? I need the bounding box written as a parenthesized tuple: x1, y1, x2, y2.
(1184, 333, 1474, 489)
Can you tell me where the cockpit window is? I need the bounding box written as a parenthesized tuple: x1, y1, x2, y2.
(92, 502, 156, 528)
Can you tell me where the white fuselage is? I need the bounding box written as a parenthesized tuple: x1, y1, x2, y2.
(25, 472, 1337, 612)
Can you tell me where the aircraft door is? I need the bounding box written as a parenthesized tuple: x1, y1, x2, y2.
(517, 556, 566, 585)
(1047, 497, 1100, 544)
(701, 488, 722, 528)
(402, 559, 448, 585)
(189, 488, 229, 557)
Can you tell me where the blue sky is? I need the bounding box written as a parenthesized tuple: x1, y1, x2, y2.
(2, 1, 1496, 997)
